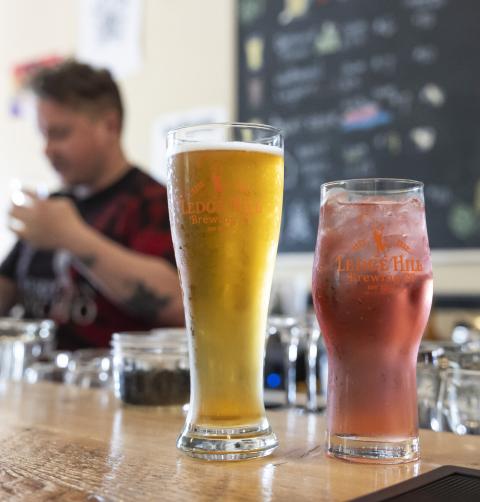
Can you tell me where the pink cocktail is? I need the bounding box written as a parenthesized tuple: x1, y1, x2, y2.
(312, 179, 433, 463)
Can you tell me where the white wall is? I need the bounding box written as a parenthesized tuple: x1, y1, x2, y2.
(0, 0, 479, 295)
(0, 0, 235, 257)
(0, 0, 73, 255)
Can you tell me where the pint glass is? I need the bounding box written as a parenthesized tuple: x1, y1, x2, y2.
(167, 123, 283, 460)
(312, 179, 433, 463)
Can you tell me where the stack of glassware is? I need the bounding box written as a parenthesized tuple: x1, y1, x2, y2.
(0, 318, 56, 381)
(265, 313, 327, 412)
(265, 314, 480, 437)
(417, 325, 480, 435)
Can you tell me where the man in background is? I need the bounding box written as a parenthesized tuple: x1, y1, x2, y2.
(0, 60, 184, 350)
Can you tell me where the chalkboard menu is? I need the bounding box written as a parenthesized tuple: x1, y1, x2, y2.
(237, 0, 480, 252)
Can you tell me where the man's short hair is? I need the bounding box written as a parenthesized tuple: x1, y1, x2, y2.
(29, 60, 124, 129)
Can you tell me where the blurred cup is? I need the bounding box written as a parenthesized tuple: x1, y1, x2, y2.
(65, 349, 112, 389)
(24, 351, 71, 384)
(440, 368, 480, 435)
(9, 178, 49, 207)
(267, 315, 301, 407)
(8, 179, 50, 233)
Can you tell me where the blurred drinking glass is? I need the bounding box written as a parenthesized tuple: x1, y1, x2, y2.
(8, 178, 49, 233)
(267, 315, 300, 407)
(65, 349, 112, 389)
(167, 123, 283, 460)
(417, 362, 447, 432)
(312, 179, 433, 463)
(24, 351, 71, 384)
(9, 178, 49, 206)
(440, 368, 480, 435)
(300, 313, 327, 413)
(416, 342, 449, 432)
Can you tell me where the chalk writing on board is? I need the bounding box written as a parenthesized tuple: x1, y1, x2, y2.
(426, 184, 453, 207)
(342, 20, 369, 49)
(410, 127, 437, 152)
(371, 16, 397, 38)
(246, 77, 265, 109)
(272, 29, 317, 63)
(334, 76, 362, 94)
(272, 64, 325, 105)
(448, 204, 477, 241)
(340, 59, 368, 78)
(370, 54, 397, 74)
(278, 0, 310, 25)
(284, 201, 313, 245)
(410, 10, 437, 29)
(239, 0, 266, 26)
(273, 64, 325, 88)
(342, 143, 370, 164)
(273, 83, 319, 106)
(245, 36, 265, 72)
(301, 159, 332, 186)
(294, 142, 330, 162)
(315, 22, 342, 55)
(373, 131, 403, 155)
(403, 0, 446, 10)
(238, 0, 480, 250)
(303, 111, 340, 133)
(412, 45, 438, 64)
(370, 84, 414, 113)
(419, 83, 445, 107)
(283, 151, 300, 191)
(341, 103, 392, 132)
(343, 159, 376, 178)
(269, 115, 302, 137)
(309, 198, 321, 222)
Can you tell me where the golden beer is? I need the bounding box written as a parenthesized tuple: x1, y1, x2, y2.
(167, 125, 283, 460)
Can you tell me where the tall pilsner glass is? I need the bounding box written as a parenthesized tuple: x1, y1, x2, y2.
(312, 179, 433, 463)
(167, 123, 283, 460)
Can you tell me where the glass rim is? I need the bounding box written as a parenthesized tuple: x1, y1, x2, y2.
(111, 329, 188, 351)
(70, 348, 112, 359)
(0, 332, 36, 343)
(167, 122, 282, 144)
(0, 317, 55, 329)
(322, 178, 424, 194)
(445, 366, 480, 377)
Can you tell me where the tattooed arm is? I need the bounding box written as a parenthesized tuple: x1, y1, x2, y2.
(68, 226, 184, 325)
(9, 195, 184, 325)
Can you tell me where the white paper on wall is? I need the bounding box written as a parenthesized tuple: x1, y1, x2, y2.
(76, 0, 143, 78)
(150, 107, 228, 183)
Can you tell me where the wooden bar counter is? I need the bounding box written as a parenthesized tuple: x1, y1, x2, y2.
(0, 382, 478, 501)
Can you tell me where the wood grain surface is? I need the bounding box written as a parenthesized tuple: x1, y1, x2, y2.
(0, 382, 478, 501)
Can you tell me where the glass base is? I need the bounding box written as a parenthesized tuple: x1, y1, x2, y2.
(327, 433, 419, 464)
(177, 422, 279, 461)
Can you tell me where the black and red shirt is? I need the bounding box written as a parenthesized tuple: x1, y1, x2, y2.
(0, 167, 176, 350)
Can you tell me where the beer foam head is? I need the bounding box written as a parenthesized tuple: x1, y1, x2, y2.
(168, 141, 283, 157)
